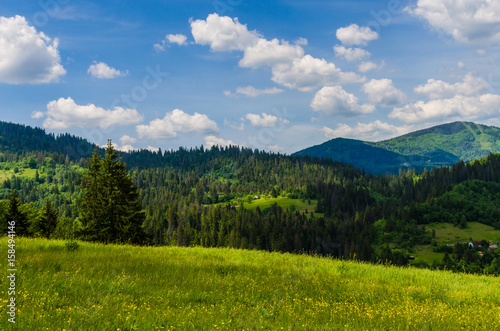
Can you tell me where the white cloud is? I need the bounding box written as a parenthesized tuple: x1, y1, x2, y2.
(136, 109, 219, 139)
(239, 38, 304, 68)
(87, 62, 128, 79)
(233, 86, 284, 97)
(414, 73, 489, 99)
(320, 120, 413, 141)
(190, 13, 260, 51)
(272, 55, 365, 92)
(294, 37, 308, 46)
(333, 45, 371, 62)
(407, 0, 500, 45)
(358, 61, 379, 73)
(119, 135, 137, 146)
(336, 24, 379, 46)
(267, 144, 285, 152)
(362, 79, 406, 107)
(154, 33, 188, 51)
(311, 86, 375, 116)
(224, 119, 245, 130)
(389, 94, 500, 124)
(147, 146, 160, 153)
(204, 135, 236, 148)
(191, 15, 363, 92)
(245, 113, 289, 128)
(31, 111, 45, 119)
(476, 49, 487, 55)
(0, 15, 66, 84)
(40, 97, 143, 129)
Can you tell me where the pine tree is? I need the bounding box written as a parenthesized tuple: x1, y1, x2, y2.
(38, 199, 58, 238)
(78, 142, 146, 244)
(78, 147, 106, 241)
(6, 191, 29, 236)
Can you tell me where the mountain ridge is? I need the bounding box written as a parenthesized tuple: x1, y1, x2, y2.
(294, 121, 500, 174)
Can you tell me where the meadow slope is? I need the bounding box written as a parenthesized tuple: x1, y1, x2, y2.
(1, 238, 499, 330)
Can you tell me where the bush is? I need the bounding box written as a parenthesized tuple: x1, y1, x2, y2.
(65, 240, 80, 251)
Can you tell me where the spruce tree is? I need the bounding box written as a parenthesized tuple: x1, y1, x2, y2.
(6, 191, 29, 236)
(38, 199, 58, 238)
(78, 142, 146, 244)
(78, 147, 106, 241)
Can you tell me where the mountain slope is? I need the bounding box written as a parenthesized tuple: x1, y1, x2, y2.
(294, 122, 500, 174)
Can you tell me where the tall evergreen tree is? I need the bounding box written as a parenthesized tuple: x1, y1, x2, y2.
(38, 199, 58, 238)
(78, 147, 105, 241)
(6, 191, 29, 236)
(78, 142, 146, 244)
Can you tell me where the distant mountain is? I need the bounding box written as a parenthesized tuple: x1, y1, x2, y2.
(294, 122, 500, 174)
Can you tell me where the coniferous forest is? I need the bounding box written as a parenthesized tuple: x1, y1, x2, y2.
(1, 121, 500, 275)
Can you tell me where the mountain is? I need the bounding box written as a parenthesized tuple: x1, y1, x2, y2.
(294, 121, 500, 174)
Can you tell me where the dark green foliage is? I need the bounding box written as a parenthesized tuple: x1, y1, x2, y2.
(6, 191, 29, 236)
(37, 199, 58, 238)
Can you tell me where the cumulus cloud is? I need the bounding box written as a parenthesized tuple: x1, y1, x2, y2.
(136, 109, 219, 139)
(87, 62, 128, 79)
(239, 38, 304, 68)
(311, 86, 375, 116)
(0, 15, 66, 84)
(320, 120, 413, 141)
(119, 135, 137, 146)
(333, 45, 371, 62)
(358, 61, 379, 73)
(224, 119, 245, 130)
(294, 37, 308, 45)
(37, 97, 143, 129)
(389, 94, 500, 124)
(190, 13, 260, 51)
(362, 79, 406, 107)
(407, 0, 500, 45)
(414, 73, 490, 99)
(229, 86, 284, 97)
(191, 14, 363, 92)
(204, 135, 236, 148)
(272, 55, 365, 92)
(336, 24, 379, 46)
(245, 113, 289, 128)
(154, 33, 188, 51)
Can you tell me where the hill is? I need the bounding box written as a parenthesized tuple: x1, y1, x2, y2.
(294, 121, 500, 174)
(3, 237, 499, 330)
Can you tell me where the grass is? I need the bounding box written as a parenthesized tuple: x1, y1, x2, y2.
(243, 197, 316, 213)
(427, 222, 500, 244)
(412, 245, 444, 266)
(1, 237, 500, 330)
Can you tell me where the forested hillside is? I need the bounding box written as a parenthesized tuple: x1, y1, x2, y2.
(294, 121, 500, 174)
(1, 121, 500, 275)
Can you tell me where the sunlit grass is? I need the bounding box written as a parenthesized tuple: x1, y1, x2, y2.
(1, 237, 499, 330)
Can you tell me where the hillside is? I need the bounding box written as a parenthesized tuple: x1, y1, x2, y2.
(294, 121, 500, 174)
(1, 120, 500, 274)
(3, 237, 499, 330)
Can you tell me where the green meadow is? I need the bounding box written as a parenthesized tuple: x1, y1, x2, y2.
(412, 222, 500, 265)
(1, 237, 499, 330)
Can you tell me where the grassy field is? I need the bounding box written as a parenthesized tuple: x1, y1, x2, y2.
(1, 238, 499, 330)
(412, 222, 500, 265)
(0, 167, 37, 182)
(427, 222, 500, 243)
(242, 197, 316, 212)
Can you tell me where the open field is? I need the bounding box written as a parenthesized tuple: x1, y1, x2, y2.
(1, 237, 499, 330)
(427, 222, 500, 243)
(242, 197, 317, 212)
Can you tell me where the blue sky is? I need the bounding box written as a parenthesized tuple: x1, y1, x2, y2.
(1, 0, 500, 153)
